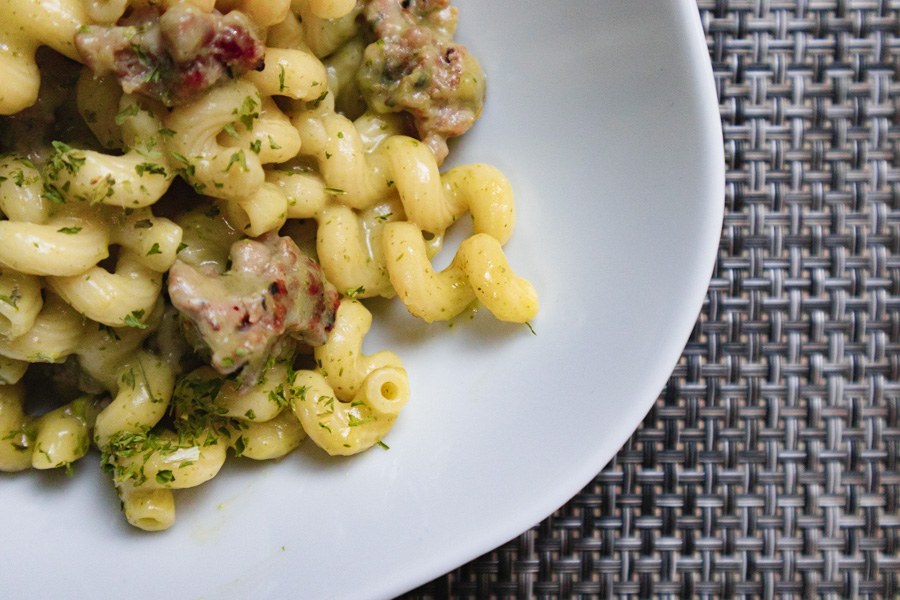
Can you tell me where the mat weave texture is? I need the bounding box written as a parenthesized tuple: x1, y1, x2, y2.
(405, 1, 900, 598)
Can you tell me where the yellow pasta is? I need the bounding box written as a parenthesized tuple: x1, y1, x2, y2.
(0, 356, 28, 386)
(384, 222, 539, 323)
(0, 156, 50, 223)
(31, 396, 102, 470)
(0, 383, 33, 471)
(0, 0, 86, 114)
(226, 409, 306, 460)
(0, 294, 88, 363)
(0, 271, 43, 340)
(306, 0, 356, 20)
(93, 350, 176, 447)
(119, 488, 176, 532)
(217, 0, 291, 27)
(164, 80, 268, 201)
(313, 299, 405, 400)
(0, 383, 102, 472)
(314, 200, 399, 298)
(292, 0, 361, 58)
(47, 250, 163, 328)
(0, 0, 538, 531)
(0, 215, 109, 276)
(50, 96, 176, 207)
(242, 47, 328, 101)
(290, 367, 408, 456)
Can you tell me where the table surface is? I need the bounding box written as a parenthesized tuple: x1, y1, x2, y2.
(404, 1, 900, 597)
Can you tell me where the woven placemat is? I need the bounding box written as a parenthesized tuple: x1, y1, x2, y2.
(404, 1, 900, 598)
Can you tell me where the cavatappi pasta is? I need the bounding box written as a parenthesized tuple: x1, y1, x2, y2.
(0, 0, 538, 531)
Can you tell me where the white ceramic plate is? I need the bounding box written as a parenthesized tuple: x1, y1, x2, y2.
(2, 1, 722, 598)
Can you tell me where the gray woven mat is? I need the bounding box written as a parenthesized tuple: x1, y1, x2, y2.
(404, 1, 900, 598)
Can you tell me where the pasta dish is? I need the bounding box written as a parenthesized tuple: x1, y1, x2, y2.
(0, 0, 538, 531)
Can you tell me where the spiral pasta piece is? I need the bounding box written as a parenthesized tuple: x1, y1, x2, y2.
(93, 350, 176, 447)
(314, 200, 402, 298)
(76, 307, 160, 391)
(383, 139, 516, 240)
(313, 299, 405, 401)
(217, 0, 291, 27)
(30, 396, 103, 470)
(173, 359, 293, 425)
(119, 488, 176, 532)
(0, 156, 49, 223)
(242, 47, 328, 101)
(219, 96, 302, 165)
(0, 0, 86, 114)
(0, 383, 32, 471)
(292, 0, 361, 58)
(294, 109, 392, 208)
(383, 222, 538, 323)
(267, 169, 331, 219)
(306, 0, 356, 20)
(106, 430, 228, 530)
(0, 271, 43, 340)
(295, 112, 516, 238)
(106, 208, 184, 273)
(106, 430, 228, 491)
(290, 367, 408, 456)
(48, 95, 175, 208)
(0, 216, 109, 277)
(46, 249, 164, 329)
(225, 409, 306, 460)
(0, 383, 102, 473)
(456, 234, 540, 323)
(222, 182, 290, 237)
(0, 294, 88, 363)
(164, 80, 267, 200)
(0, 356, 27, 386)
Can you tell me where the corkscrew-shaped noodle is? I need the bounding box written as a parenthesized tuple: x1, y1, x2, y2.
(164, 80, 267, 201)
(291, 0, 361, 58)
(46, 250, 164, 328)
(295, 110, 515, 239)
(52, 94, 176, 208)
(0, 294, 88, 363)
(0, 216, 110, 277)
(217, 0, 290, 27)
(384, 222, 539, 323)
(290, 367, 408, 456)
(0, 0, 86, 114)
(0, 271, 42, 340)
(0, 383, 102, 472)
(313, 299, 405, 400)
(306, 0, 356, 20)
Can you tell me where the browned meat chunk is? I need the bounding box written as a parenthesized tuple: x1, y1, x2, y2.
(167, 233, 340, 376)
(358, 0, 485, 163)
(75, 5, 265, 106)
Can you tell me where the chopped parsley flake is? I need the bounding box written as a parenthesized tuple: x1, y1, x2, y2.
(224, 150, 248, 173)
(0, 288, 21, 309)
(278, 64, 287, 92)
(135, 162, 167, 177)
(123, 309, 148, 329)
(114, 104, 140, 125)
